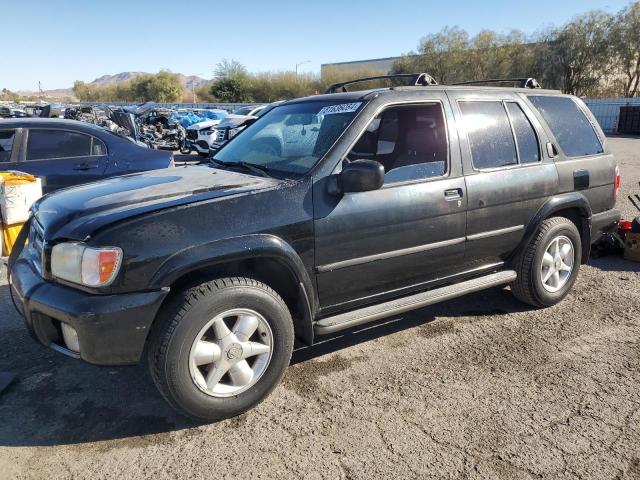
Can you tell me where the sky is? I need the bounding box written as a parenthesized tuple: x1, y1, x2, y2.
(1, 0, 632, 91)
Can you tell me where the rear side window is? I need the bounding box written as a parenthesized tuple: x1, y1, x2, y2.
(0, 130, 15, 162)
(528, 96, 603, 157)
(27, 129, 92, 160)
(506, 103, 540, 164)
(91, 137, 107, 155)
(459, 101, 517, 169)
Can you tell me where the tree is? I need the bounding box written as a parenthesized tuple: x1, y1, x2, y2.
(211, 77, 253, 102)
(549, 11, 613, 96)
(210, 59, 251, 102)
(214, 59, 249, 80)
(611, 2, 640, 97)
(131, 71, 184, 102)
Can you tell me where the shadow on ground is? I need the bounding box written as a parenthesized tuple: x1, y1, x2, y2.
(0, 280, 531, 448)
(6, 250, 635, 448)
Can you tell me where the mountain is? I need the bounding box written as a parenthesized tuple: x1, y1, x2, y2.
(16, 72, 212, 99)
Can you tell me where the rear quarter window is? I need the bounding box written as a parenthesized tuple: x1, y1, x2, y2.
(527, 96, 603, 157)
(0, 130, 15, 162)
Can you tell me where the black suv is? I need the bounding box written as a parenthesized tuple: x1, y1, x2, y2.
(11, 75, 620, 421)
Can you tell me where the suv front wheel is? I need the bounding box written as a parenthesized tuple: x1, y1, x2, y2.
(148, 277, 294, 421)
(512, 217, 582, 307)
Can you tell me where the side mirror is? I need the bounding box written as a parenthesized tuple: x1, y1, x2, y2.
(338, 159, 385, 194)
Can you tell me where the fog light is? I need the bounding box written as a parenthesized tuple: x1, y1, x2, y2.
(60, 323, 80, 353)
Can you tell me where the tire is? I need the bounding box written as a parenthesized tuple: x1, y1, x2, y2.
(147, 277, 294, 421)
(511, 217, 582, 307)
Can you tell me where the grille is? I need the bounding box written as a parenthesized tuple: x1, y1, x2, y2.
(215, 129, 227, 143)
(187, 129, 198, 140)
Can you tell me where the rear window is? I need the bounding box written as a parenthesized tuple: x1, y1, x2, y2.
(527, 96, 603, 157)
(27, 129, 92, 160)
(0, 130, 15, 162)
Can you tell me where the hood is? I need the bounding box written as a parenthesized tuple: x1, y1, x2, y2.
(187, 119, 221, 131)
(32, 165, 283, 241)
(216, 114, 254, 129)
(110, 110, 138, 139)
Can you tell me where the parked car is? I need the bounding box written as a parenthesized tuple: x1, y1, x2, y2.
(232, 104, 267, 116)
(11, 74, 620, 421)
(0, 118, 173, 193)
(210, 102, 282, 153)
(184, 110, 229, 157)
(0, 106, 28, 118)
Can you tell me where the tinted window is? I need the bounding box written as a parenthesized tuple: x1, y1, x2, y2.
(347, 103, 448, 184)
(459, 101, 517, 169)
(27, 129, 92, 160)
(528, 96, 603, 157)
(91, 137, 107, 156)
(0, 130, 15, 162)
(506, 103, 540, 164)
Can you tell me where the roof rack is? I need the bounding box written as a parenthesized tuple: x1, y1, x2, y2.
(452, 77, 541, 89)
(325, 73, 438, 94)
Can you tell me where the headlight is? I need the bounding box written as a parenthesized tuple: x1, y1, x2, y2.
(228, 127, 241, 139)
(51, 243, 123, 287)
(199, 127, 215, 135)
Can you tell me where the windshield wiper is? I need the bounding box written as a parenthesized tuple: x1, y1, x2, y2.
(209, 159, 272, 178)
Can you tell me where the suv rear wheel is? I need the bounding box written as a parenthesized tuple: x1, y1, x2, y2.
(148, 277, 294, 421)
(512, 217, 582, 307)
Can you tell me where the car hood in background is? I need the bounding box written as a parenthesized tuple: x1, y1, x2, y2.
(187, 119, 222, 131)
(216, 114, 255, 129)
(32, 166, 284, 241)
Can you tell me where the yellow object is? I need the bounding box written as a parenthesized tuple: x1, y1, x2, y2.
(2, 222, 25, 256)
(0, 172, 36, 185)
(0, 171, 42, 226)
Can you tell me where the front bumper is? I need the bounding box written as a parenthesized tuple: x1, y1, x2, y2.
(11, 258, 169, 366)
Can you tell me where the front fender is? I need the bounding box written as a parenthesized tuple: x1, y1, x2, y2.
(149, 234, 315, 296)
(515, 192, 592, 264)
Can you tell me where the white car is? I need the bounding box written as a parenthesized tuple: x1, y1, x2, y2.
(186, 118, 225, 156)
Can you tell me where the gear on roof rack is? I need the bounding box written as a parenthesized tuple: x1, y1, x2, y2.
(452, 78, 541, 89)
(325, 73, 438, 94)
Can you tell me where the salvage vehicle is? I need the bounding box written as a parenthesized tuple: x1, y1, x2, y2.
(184, 110, 229, 157)
(10, 74, 620, 421)
(210, 102, 282, 153)
(0, 118, 173, 192)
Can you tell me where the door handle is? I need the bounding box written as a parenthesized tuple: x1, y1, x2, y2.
(73, 163, 97, 171)
(444, 188, 463, 201)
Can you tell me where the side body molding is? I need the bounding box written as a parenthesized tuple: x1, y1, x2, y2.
(514, 192, 592, 264)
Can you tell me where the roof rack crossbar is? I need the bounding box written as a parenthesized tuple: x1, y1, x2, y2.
(325, 73, 438, 94)
(452, 77, 541, 89)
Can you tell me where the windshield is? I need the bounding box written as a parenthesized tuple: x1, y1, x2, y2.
(213, 100, 363, 175)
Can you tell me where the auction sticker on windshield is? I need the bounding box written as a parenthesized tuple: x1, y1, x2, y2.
(318, 102, 362, 116)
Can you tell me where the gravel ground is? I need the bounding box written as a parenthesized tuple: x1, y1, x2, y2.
(0, 137, 639, 480)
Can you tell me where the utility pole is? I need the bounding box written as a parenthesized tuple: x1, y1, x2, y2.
(295, 61, 311, 78)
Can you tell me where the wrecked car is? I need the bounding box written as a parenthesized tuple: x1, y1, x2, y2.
(183, 109, 229, 157)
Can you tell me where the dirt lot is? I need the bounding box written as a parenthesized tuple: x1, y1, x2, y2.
(1, 138, 639, 480)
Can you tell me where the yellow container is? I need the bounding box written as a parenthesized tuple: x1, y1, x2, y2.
(0, 172, 36, 184)
(2, 222, 25, 256)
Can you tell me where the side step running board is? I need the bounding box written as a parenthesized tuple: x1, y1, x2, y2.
(314, 270, 517, 335)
